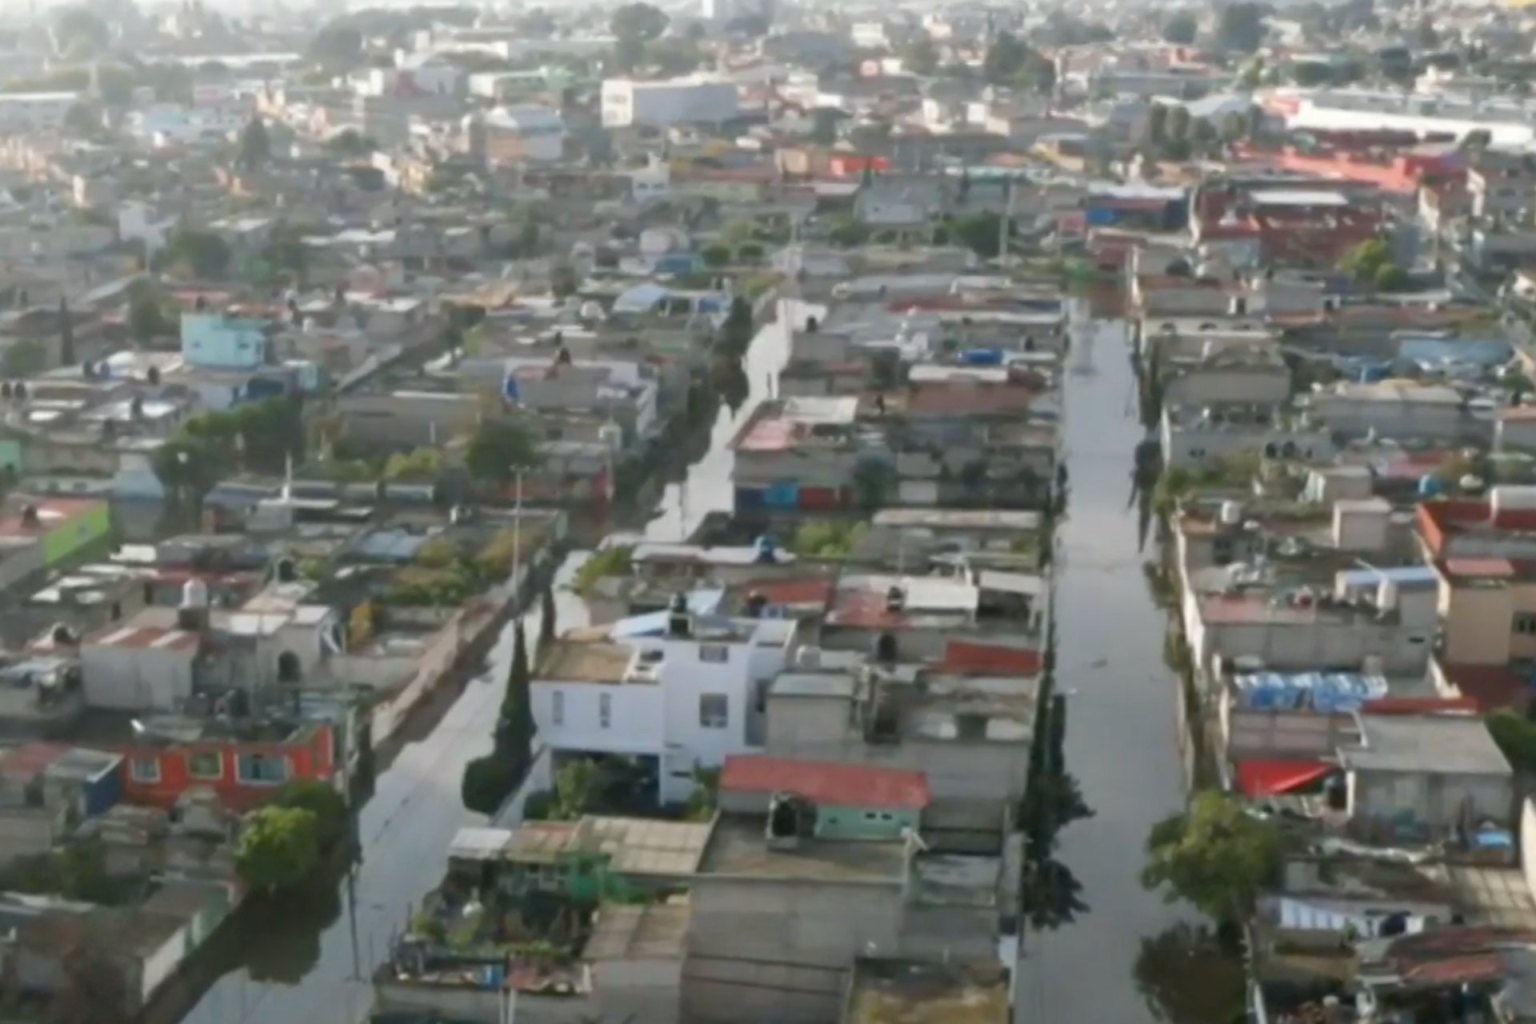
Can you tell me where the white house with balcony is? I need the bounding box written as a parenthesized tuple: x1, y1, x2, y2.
(530, 595, 797, 803)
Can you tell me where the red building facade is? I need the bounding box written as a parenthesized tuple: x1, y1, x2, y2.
(121, 722, 337, 812)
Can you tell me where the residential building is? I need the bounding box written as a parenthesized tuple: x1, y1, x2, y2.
(1337, 713, 1513, 832)
(0, 93, 78, 134)
(180, 313, 270, 372)
(0, 498, 114, 594)
(479, 105, 566, 165)
(600, 77, 740, 129)
(119, 712, 340, 812)
(682, 762, 1014, 1023)
(0, 744, 123, 868)
(531, 600, 797, 803)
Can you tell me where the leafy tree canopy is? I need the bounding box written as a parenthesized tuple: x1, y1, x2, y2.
(1141, 791, 1280, 922)
(237, 806, 321, 892)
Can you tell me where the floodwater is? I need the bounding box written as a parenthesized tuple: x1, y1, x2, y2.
(171, 297, 1228, 1024)
(1021, 310, 1238, 1024)
(171, 303, 805, 1024)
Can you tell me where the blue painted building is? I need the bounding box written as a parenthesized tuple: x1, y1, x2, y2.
(181, 313, 269, 371)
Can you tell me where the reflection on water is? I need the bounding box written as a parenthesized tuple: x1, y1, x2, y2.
(1022, 309, 1237, 1024)
(1134, 923, 1249, 1024)
(169, 305, 801, 1024)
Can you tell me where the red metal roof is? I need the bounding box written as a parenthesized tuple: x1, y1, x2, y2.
(941, 641, 1042, 676)
(1234, 759, 1333, 798)
(720, 755, 931, 811)
(1362, 696, 1481, 715)
(741, 576, 834, 609)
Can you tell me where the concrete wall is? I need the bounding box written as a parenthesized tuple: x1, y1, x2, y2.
(766, 694, 1030, 811)
(1192, 618, 1433, 677)
(1351, 768, 1513, 831)
(682, 876, 903, 1024)
(375, 966, 679, 1024)
(0, 804, 63, 867)
(1162, 366, 1291, 409)
(1521, 799, 1536, 901)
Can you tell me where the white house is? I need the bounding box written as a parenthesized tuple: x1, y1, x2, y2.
(600, 76, 739, 129)
(481, 105, 565, 164)
(531, 599, 797, 803)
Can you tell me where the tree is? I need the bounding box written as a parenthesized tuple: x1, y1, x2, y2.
(1162, 11, 1199, 44)
(1135, 923, 1250, 1024)
(53, 6, 109, 56)
(157, 229, 233, 280)
(276, 780, 349, 852)
(1016, 52, 1057, 96)
(58, 298, 74, 366)
(2, 339, 47, 378)
(952, 211, 1007, 259)
(828, 215, 868, 248)
(1166, 105, 1192, 143)
(701, 243, 731, 268)
(982, 30, 1030, 85)
(539, 584, 557, 648)
(128, 284, 174, 344)
(1338, 237, 1392, 282)
(903, 34, 939, 75)
(62, 102, 100, 137)
(495, 621, 535, 766)
(1215, 2, 1268, 53)
(307, 22, 365, 67)
(239, 116, 272, 170)
(465, 418, 542, 487)
(461, 754, 518, 815)
(1374, 264, 1410, 292)
(1487, 711, 1536, 773)
(611, 2, 668, 42)
(717, 296, 754, 358)
(550, 264, 580, 299)
(1141, 791, 1280, 923)
(810, 108, 840, 146)
(851, 456, 897, 512)
(236, 806, 321, 893)
(552, 758, 603, 820)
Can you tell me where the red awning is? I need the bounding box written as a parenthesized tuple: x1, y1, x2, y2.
(1235, 759, 1333, 798)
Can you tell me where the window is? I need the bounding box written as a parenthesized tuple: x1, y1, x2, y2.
(188, 751, 223, 780)
(698, 643, 729, 663)
(236, 754, 290, 785)
(552, 691, 565, 726)
(1515, 614, 1536, 637)
(130, 757, 161, 784)
(599, 693, 612, 729)
(699, 693, 729, 728)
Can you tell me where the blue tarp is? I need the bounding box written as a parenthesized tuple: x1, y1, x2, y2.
(1335, 566, 1438, 590)
(1233, 671, 1389, 713)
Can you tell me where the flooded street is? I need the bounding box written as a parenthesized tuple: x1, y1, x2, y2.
(1020, 312, 1198, 1022)
(171, 298, 1210, 1024)
(175, 307, 801, 1024)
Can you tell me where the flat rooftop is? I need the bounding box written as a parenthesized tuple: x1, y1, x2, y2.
(503, 816, 711, 877)
(698, 814, 910, 883)
(538, 639, 637, 684)
(583, 899, 691, 963)
(1339, 714, 1512, 777)
(845, 958, 1012, 1024)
